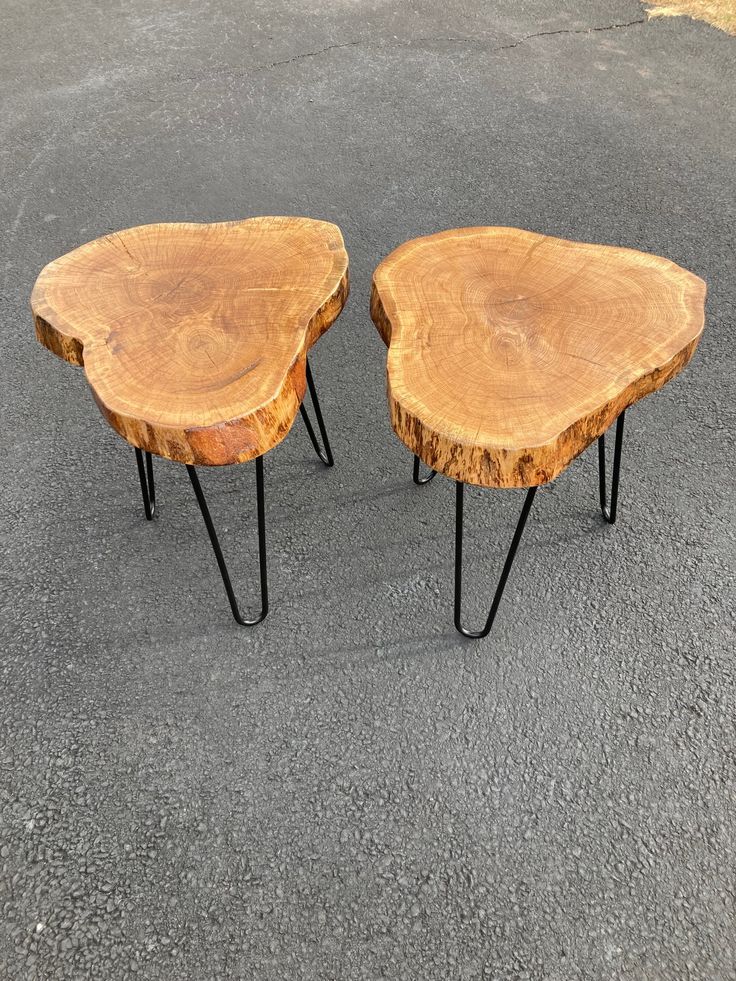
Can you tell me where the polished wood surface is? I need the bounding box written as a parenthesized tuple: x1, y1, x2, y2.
(371, 227, 706, 488)
(32, 217, 349, 465)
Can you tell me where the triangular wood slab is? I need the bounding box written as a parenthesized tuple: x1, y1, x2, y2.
(32, 216, 349, 465)
(371, 227, 705, 488)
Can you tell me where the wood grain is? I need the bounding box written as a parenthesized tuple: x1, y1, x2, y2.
(371, 227, 706, 488)
(32, 217, 349, 465)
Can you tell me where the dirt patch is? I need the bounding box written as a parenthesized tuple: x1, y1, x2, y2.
(646, 0, 736, 34)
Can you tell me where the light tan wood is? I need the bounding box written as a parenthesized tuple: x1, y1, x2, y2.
(32, 217, 349, 465)
(371, 227, 706, 488)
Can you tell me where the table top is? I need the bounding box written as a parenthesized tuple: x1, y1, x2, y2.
(371, 226, 706, 488)
(32, 216, 349, 465)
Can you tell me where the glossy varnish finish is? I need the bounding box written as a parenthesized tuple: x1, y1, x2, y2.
(32, 216, 349, 465)
(371, 227, 706, 488)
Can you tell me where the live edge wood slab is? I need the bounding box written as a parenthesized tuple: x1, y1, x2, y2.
(371, 227, 706, 488)
(32, 217, 349, 465)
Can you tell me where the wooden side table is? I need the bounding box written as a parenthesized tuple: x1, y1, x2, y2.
(371, 227, 706, 638)
(32, 216, 349, 625)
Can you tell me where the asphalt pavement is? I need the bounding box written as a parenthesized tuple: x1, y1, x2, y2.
(1, 0, 735, 977)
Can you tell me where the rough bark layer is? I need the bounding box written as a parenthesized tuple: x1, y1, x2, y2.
(32, 217, 349, 465)
(371, 227, 706, 488)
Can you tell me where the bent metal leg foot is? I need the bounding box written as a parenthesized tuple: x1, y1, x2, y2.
(187, 456, 268, 626)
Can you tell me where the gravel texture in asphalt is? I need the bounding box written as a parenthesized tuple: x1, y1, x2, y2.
(1, 0, 735, 978)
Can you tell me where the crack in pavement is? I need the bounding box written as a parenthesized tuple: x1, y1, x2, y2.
(493, 17, 648, 51)
(180, 18, 648, 85)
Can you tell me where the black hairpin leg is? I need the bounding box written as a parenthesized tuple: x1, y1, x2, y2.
(186, 456, 268, 626)
(413, 454, 437, 485)
(135, 448, 155, 520)
(598, 411, 625, 524)
(300, 359, 334, 466)
(454, 483, 537, 639)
